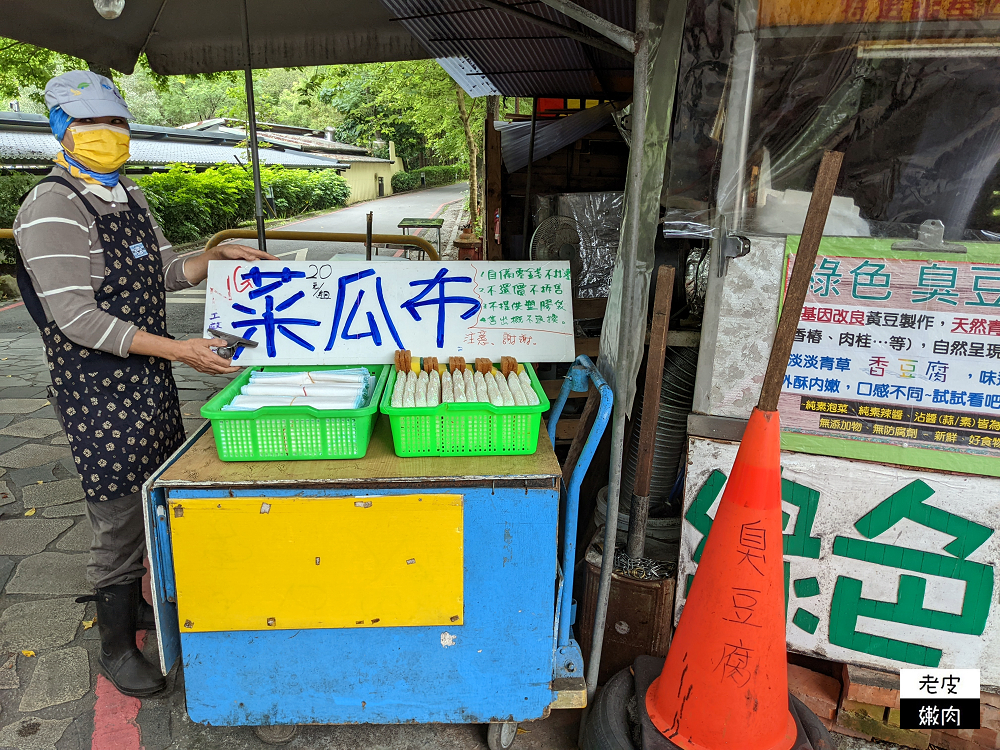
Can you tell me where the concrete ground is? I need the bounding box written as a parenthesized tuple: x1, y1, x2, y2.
(0, 184, 895, 748)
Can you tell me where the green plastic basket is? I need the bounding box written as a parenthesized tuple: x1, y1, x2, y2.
(379, 363, 550, 457)
(201, 364, 390, 462)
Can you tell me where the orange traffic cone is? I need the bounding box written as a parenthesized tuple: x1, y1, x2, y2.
(646, 408, 796, 750)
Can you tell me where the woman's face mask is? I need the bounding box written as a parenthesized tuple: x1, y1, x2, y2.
(63, 123, 130, 173)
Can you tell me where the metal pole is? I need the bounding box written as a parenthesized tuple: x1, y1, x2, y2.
(534, 0, 637, 51)
(715, 0, 758, 229)
(521, 98, 539, 259)
(366, 211, 373, 261)
(582, 0, 649, 723)
(203, 229, 439, 260)
(470, 0, 632, 59)
(240, 0, 267, 254)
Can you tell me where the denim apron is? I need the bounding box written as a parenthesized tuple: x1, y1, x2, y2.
(17, 176, 185, 502)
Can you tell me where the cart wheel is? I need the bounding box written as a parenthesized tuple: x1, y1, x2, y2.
(487, 720, 519, 750)
(252, 724, 298, 745)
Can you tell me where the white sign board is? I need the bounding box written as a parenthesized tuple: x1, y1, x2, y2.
(678, 437, 1000, 690)
(202, 261, 576, 365)
(782, 253, 1000, 461)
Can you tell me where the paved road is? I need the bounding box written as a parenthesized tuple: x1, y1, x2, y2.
(0, 182, 468, 337)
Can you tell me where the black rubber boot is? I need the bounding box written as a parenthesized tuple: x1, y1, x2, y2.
(94, 581, 165, 697)
(78, 588, 157, 633)
(136, 596, 156, 631)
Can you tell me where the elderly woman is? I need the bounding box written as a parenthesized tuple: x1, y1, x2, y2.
(13, 71, 274, 697)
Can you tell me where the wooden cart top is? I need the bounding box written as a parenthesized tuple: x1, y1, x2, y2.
(155, 417, 562, 489)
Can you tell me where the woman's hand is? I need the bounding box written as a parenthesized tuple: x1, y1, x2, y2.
(169, 338, 241, 375)
(131, 331, 240, 374)
(207, 243, 279, 263)
(183, 243, 279, 286)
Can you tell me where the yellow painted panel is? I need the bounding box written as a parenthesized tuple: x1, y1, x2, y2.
(169, 494, 463, 632)
(567, 98, 581, 109)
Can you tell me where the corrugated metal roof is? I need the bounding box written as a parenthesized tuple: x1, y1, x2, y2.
(380, 0, 634, 97)
(333, 154, 396, 163)
(0, 131, 348, 170)
(259, 132, 370, 155)
(497, 102, 616, 171)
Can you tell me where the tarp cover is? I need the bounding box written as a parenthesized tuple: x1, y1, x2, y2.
(599, 0, 688, 416)
(0, 1, 428, 75)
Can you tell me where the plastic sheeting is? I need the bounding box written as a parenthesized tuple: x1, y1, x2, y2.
(532, 191, 624, 298)
(662, 0, 1000, 242)
(599, 0, 688, 417)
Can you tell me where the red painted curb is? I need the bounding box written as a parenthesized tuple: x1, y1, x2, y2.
(92, 630, 148, 750)
(92, 672, 142, 750)
(0, 301, 24, 313)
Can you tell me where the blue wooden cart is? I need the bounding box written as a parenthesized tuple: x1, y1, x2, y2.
(142, 355, 611, 747)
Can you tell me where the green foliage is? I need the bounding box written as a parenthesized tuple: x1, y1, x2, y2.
(391, 171, 419, 193)
(310, 61, 484, 166)
(0, 38, 83, 105)
(0, 164, 348, 260)
(391, 164, 469, 194)
(0, 173, 42, 263)
(312, 65, 426, 167)
(424, 164, 469, 186)
(136, 164, 350, 244)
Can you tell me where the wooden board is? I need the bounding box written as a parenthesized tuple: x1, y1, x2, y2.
(156, 416, 562, 489)
(633, 266, 675, 496)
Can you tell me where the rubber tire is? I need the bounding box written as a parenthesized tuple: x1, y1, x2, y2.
(580, 666, 637, 750)
(487, 720, 519, 750)
(252, 725, 298, 745)
(791, 694, 838, 750)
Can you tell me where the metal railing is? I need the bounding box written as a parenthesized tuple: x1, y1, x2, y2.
(204, 229, 440, 261)
(0, 228, 439, 261)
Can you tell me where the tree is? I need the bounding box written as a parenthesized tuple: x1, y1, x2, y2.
(306, 61, 486, 226)
(454, 82, 481, 229)
(369, 62, 485, 227)
(0, 38, 83, 105)
(0, 39, 488, 223)
(160, 74, 240, 124)
(305, 65, 422, 163)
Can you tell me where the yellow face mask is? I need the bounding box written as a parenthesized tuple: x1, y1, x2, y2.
(64, 123, 130, 173)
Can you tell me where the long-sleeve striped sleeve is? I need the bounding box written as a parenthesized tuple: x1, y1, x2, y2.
(13, 190, 138, 357)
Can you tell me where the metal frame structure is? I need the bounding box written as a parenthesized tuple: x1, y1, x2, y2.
(203, 229, 440, 260)
(587, 0, 652, 718)
(547, 355, 615, 652)
(535, 0, 640, 53)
